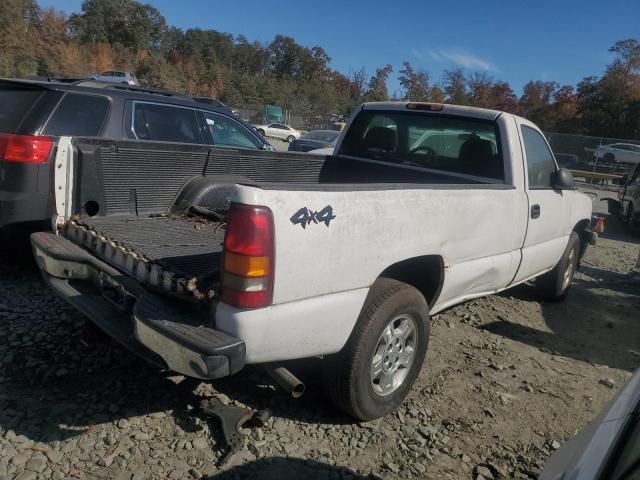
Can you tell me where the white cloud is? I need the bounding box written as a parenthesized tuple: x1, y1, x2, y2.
(414, 48, 497, 72)
(411, 48, 424, 60)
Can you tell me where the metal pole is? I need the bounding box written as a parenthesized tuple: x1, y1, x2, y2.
(593, 137, 603, 173)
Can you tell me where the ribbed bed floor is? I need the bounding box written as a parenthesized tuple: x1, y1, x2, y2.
(77, 215, 225, 279)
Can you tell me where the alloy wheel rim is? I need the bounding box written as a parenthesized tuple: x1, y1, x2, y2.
(370, 314, 417, 397)
(563, 247, 577, 290)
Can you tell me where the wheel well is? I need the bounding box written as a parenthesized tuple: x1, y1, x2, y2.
(573, 219, 591, 258)
(379, 255, 444, 308)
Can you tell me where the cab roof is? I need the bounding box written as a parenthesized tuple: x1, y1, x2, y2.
(361, 101, 503, 121)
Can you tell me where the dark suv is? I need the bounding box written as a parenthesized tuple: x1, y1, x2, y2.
(0, 78, 272, 232)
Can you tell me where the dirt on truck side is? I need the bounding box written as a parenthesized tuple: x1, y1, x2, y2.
(0, 185, 639, 480)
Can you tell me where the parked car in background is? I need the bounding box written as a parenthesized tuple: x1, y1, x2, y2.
(605, 162, 640, 234)
(594, 143, 640, 165)
(288, 129, 340, 152)
(0, 78, 272, 233)
(254, 122, 302, 142)
(540, 367, 640, 480)
(92, 71, 139, 86)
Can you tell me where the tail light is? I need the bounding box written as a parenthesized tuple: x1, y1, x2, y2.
(0, 134, 53, 163)
(222, 203, 275, 308)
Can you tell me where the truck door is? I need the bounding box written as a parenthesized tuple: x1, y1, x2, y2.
(511, 119, 571, 284)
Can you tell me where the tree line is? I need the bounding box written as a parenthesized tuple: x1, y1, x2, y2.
(2, 0, 640, 138)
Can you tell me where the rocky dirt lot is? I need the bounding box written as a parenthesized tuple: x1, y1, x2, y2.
(1, 186, 639, 480)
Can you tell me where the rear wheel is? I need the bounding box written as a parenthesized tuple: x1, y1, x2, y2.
(287, 135, 295, 143)
(257, 129, 265, 136)
(535, 231, 580, 301)
(603, 152, 615, 162)
(322, 278, 430, 420)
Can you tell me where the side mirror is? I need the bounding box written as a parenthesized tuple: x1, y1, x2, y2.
(551, 168, 576, 190)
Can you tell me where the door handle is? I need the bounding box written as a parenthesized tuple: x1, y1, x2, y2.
(531, 204, 541, 219)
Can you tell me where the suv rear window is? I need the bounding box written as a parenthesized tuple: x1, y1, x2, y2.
(339, 111, 504, 180)
(0, 86, 44, 132)
(133, 103, 203, 144)
(44, 93, 110, 137)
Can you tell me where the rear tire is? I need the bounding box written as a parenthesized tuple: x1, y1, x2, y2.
(257, 129, 265, 136)
(287, 135, 295, 143)
(322, 278, 430, 420)
(603, 152, 615, 162)
(535, 231, 580, 301)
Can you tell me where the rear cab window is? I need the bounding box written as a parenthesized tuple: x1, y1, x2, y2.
(339, 110, 504, 180)
(132, 102, 204, 144)
(43, 93, 110, 137)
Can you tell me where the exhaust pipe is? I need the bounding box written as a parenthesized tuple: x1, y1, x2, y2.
(265, 365, 305, 398)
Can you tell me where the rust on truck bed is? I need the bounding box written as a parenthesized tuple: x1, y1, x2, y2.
(63, 215, 225, 300)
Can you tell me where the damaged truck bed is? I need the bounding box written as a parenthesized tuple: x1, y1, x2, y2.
(65, 214, 226, 300)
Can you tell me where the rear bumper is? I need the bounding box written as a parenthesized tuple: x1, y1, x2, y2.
(31, 231, 245, 379)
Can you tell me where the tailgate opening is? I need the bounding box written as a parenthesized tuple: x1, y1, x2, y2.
(63, 213, 226, 301)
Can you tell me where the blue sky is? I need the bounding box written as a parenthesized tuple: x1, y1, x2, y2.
(40, 0, 640, 95)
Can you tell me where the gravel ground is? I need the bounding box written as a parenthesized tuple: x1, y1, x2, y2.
(1, 185, 639, 480)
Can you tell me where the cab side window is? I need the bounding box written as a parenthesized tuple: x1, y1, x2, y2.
(521, 126, 557, 189)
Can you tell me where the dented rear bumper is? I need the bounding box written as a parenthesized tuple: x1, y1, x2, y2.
(31, 231, 245, 379)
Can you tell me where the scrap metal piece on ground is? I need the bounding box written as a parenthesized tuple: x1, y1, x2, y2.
(199, 397, 271, 466)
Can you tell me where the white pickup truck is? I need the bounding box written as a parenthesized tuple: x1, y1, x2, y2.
(31, 102, 595, 420)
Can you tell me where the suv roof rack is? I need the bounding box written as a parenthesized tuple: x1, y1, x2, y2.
(73, 80, 187, 98)
(52, 76, 90, 83)
(192, 96, 227, 107)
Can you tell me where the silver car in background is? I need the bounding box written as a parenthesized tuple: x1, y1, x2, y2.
(92, 71, 139, 86)
(595, 143, 640, 165)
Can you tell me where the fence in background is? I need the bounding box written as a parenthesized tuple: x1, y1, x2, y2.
(547, 132, 639, 178)
(229, 105, 345, 131)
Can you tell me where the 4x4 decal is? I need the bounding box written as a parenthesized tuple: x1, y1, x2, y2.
(290, 205, 336, 229)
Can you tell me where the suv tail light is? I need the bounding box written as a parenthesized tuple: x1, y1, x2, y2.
(222, 203, 275, 308)
(0, 134, 53, 163)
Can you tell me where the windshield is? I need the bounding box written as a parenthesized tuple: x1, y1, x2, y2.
(302, 130, 339, 142)
(339, 110, 503, 180)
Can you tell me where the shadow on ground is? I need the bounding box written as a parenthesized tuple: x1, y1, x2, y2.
(206, 457, 380, 480)
(484, 264, 640, 373)
(0, 241, 350, 445)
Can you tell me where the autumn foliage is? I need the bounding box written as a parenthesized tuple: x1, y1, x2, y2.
(2, 0, 639, 137)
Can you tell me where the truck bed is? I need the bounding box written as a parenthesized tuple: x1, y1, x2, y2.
(59, 138, 501, 300)
(65, 214, 225, 300)
(76, 215, 225, 278)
